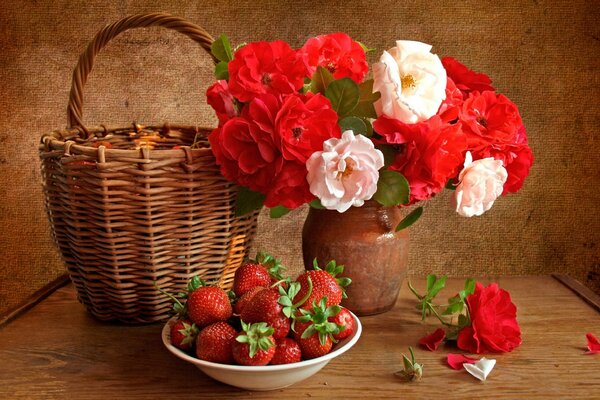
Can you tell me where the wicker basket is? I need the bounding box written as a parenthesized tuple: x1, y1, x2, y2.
(39, 13, 258, 323)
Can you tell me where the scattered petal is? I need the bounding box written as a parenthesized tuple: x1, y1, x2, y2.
(585, 333, 600, 354)
(418, 328, 446, 351)
(447, 353, 478, 370)
(463, 357, 496, 381)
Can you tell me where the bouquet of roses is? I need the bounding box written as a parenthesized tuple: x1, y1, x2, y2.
(205, 33, 533, 228)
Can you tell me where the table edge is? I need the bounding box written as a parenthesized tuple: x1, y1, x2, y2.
(551, 273, 600, 313)
(0, 274, 70, 329)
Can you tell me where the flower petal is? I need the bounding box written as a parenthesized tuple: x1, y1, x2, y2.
(585, 332, 600, 354)
(418, 328, 446, 351)
(447, 353, 478, 370)
(463, 358, 496, 381)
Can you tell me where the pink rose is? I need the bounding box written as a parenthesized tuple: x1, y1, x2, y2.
(453, 152, 508, 217)
(306, 131, 384, 212)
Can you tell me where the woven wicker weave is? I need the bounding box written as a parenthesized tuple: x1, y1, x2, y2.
(39, 13, 258, 323)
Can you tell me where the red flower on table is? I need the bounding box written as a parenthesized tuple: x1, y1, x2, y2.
(228, 41, 306, 102)
(299, 32, 369, 83)
(442, 57, 494, 97)
(418, 328, 446, 351)
(457, 282, 522, 354)
(374, 115, 467, 203)
(447, 353, 478, 370)
(275, 92, 341, 164)
(585, 332, 600, 354)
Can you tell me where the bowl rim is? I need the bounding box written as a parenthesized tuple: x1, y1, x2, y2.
(161, 311, 362, 372)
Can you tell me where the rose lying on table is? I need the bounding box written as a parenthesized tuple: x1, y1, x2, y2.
(156, 252, 354, 365)
(409, 275, 522, 354)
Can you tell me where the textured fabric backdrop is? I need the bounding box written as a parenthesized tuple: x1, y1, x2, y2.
(0, 0, 598, 316)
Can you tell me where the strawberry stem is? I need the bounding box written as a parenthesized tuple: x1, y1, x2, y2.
(293, 275, 313, 308)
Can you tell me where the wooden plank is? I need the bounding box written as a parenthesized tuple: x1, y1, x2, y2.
(552, 273, 600, 312)
(0, 274, 70, 328)
(0, 276, 599, 399)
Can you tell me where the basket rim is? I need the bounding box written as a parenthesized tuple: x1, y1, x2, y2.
(40, 123, 216, 158)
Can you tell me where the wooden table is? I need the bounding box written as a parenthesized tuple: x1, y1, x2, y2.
(1, 276, 599, 399)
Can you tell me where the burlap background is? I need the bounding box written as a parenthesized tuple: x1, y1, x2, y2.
(0, 0, 598, 317)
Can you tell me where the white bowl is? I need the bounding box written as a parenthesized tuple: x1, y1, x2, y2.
(161, 312, 362, 391)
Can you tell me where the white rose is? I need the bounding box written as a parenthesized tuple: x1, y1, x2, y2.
(372, 40, 447, 124)
(306, 131, 384, 213)
(454, 152, 508, 217)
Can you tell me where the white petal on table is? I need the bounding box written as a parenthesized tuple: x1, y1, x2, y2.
(463, 358, 496, 381)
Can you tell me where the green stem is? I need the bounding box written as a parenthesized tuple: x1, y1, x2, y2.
(293, 276, 314, 308)
(153, 281, 184, 309)
(428, 303, 457, 327)
(407, 280, 424, 300)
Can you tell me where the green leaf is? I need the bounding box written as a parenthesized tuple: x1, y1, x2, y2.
(309, 199, 325, 209)
(445, 178, 457, 190)
(214, 61, 229, 80)
(458, 313, 470, 328)
(395, 207, 423, 231)
(373, 170, 410, 206)
(211, 34, 233, 62)
(339, 116, 367, 136)
(310, 66, 335, 95)
(376, 144, 396, 168)
(464, 278, 476, 296)
(269, 205, 290, 219)
(428, 276, 447, 299)
(426, 275, 437, 292)
(235, 186, 265, 217)
(352, 79, 381, 119)
(357, 41, 376, 53)
(363, 118, 374, 138)
(442, 301, 464, 315)
(325, 78, 360, 117)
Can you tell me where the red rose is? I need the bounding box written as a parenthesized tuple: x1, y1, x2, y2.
(264, 161, 314, 209)
(206, 80, 238, 126)
(442, 57, 494, 98)
(208, 116, 279, 194)
(460, 91, 523, 148)
(299, 32, 368, 83)
(461, 92, 533, 194)
(457, 282, 522, 354)
(437, 77, 463, 123)
(228, 41, 306, 102)
(275, 92, 341, 163)
(374, 115, 467, 203)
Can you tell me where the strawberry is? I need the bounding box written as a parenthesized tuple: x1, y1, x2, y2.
(233, 285, 265, 315)
(195, 321, 237, 364)
(294, 298, 343, 360)
(170, 319, 199, 351)
(187, 280, 232, 327)
(233, 252, 285, 297)
(232, 321, 276, 366)
(328, 306, 355, 341)
(270, 337, 302, 365)
(294, 259, 351, 308)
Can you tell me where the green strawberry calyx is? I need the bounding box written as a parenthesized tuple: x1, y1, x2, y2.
(278, 277, 313, 319)
(237, 321, 275, 358)
(312, 258, 352, 299)
(295, 297, 342, 345)
(256, 251, 286, 281)
(177, 321, 200, 346)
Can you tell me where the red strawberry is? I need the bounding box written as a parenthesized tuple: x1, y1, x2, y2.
(294, 260, 350, 308)
(170, 319, 199, 351)
(233, 252, 285, 297)
(240, 288, 282, 324)
(299, 331, 332, 359)
(195, 321, 237, 363)
(270, 313, 291, 339)
(187, 285, 232, 327)
(232, 321, 276, 366)
(328, 307, 355, 341)
(233, 286, 265, 315)
(270, 337, 302, 365)
(293, 298, 343, 360)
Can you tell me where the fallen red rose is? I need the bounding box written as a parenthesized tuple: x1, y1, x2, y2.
(418, 328, 446, 351)
(585, 332, 600, 354)
(457, 282, 522, 354)
(447, 353, 478, 370)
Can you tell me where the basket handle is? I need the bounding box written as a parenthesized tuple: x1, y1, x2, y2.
(67, 13, 218, 138)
